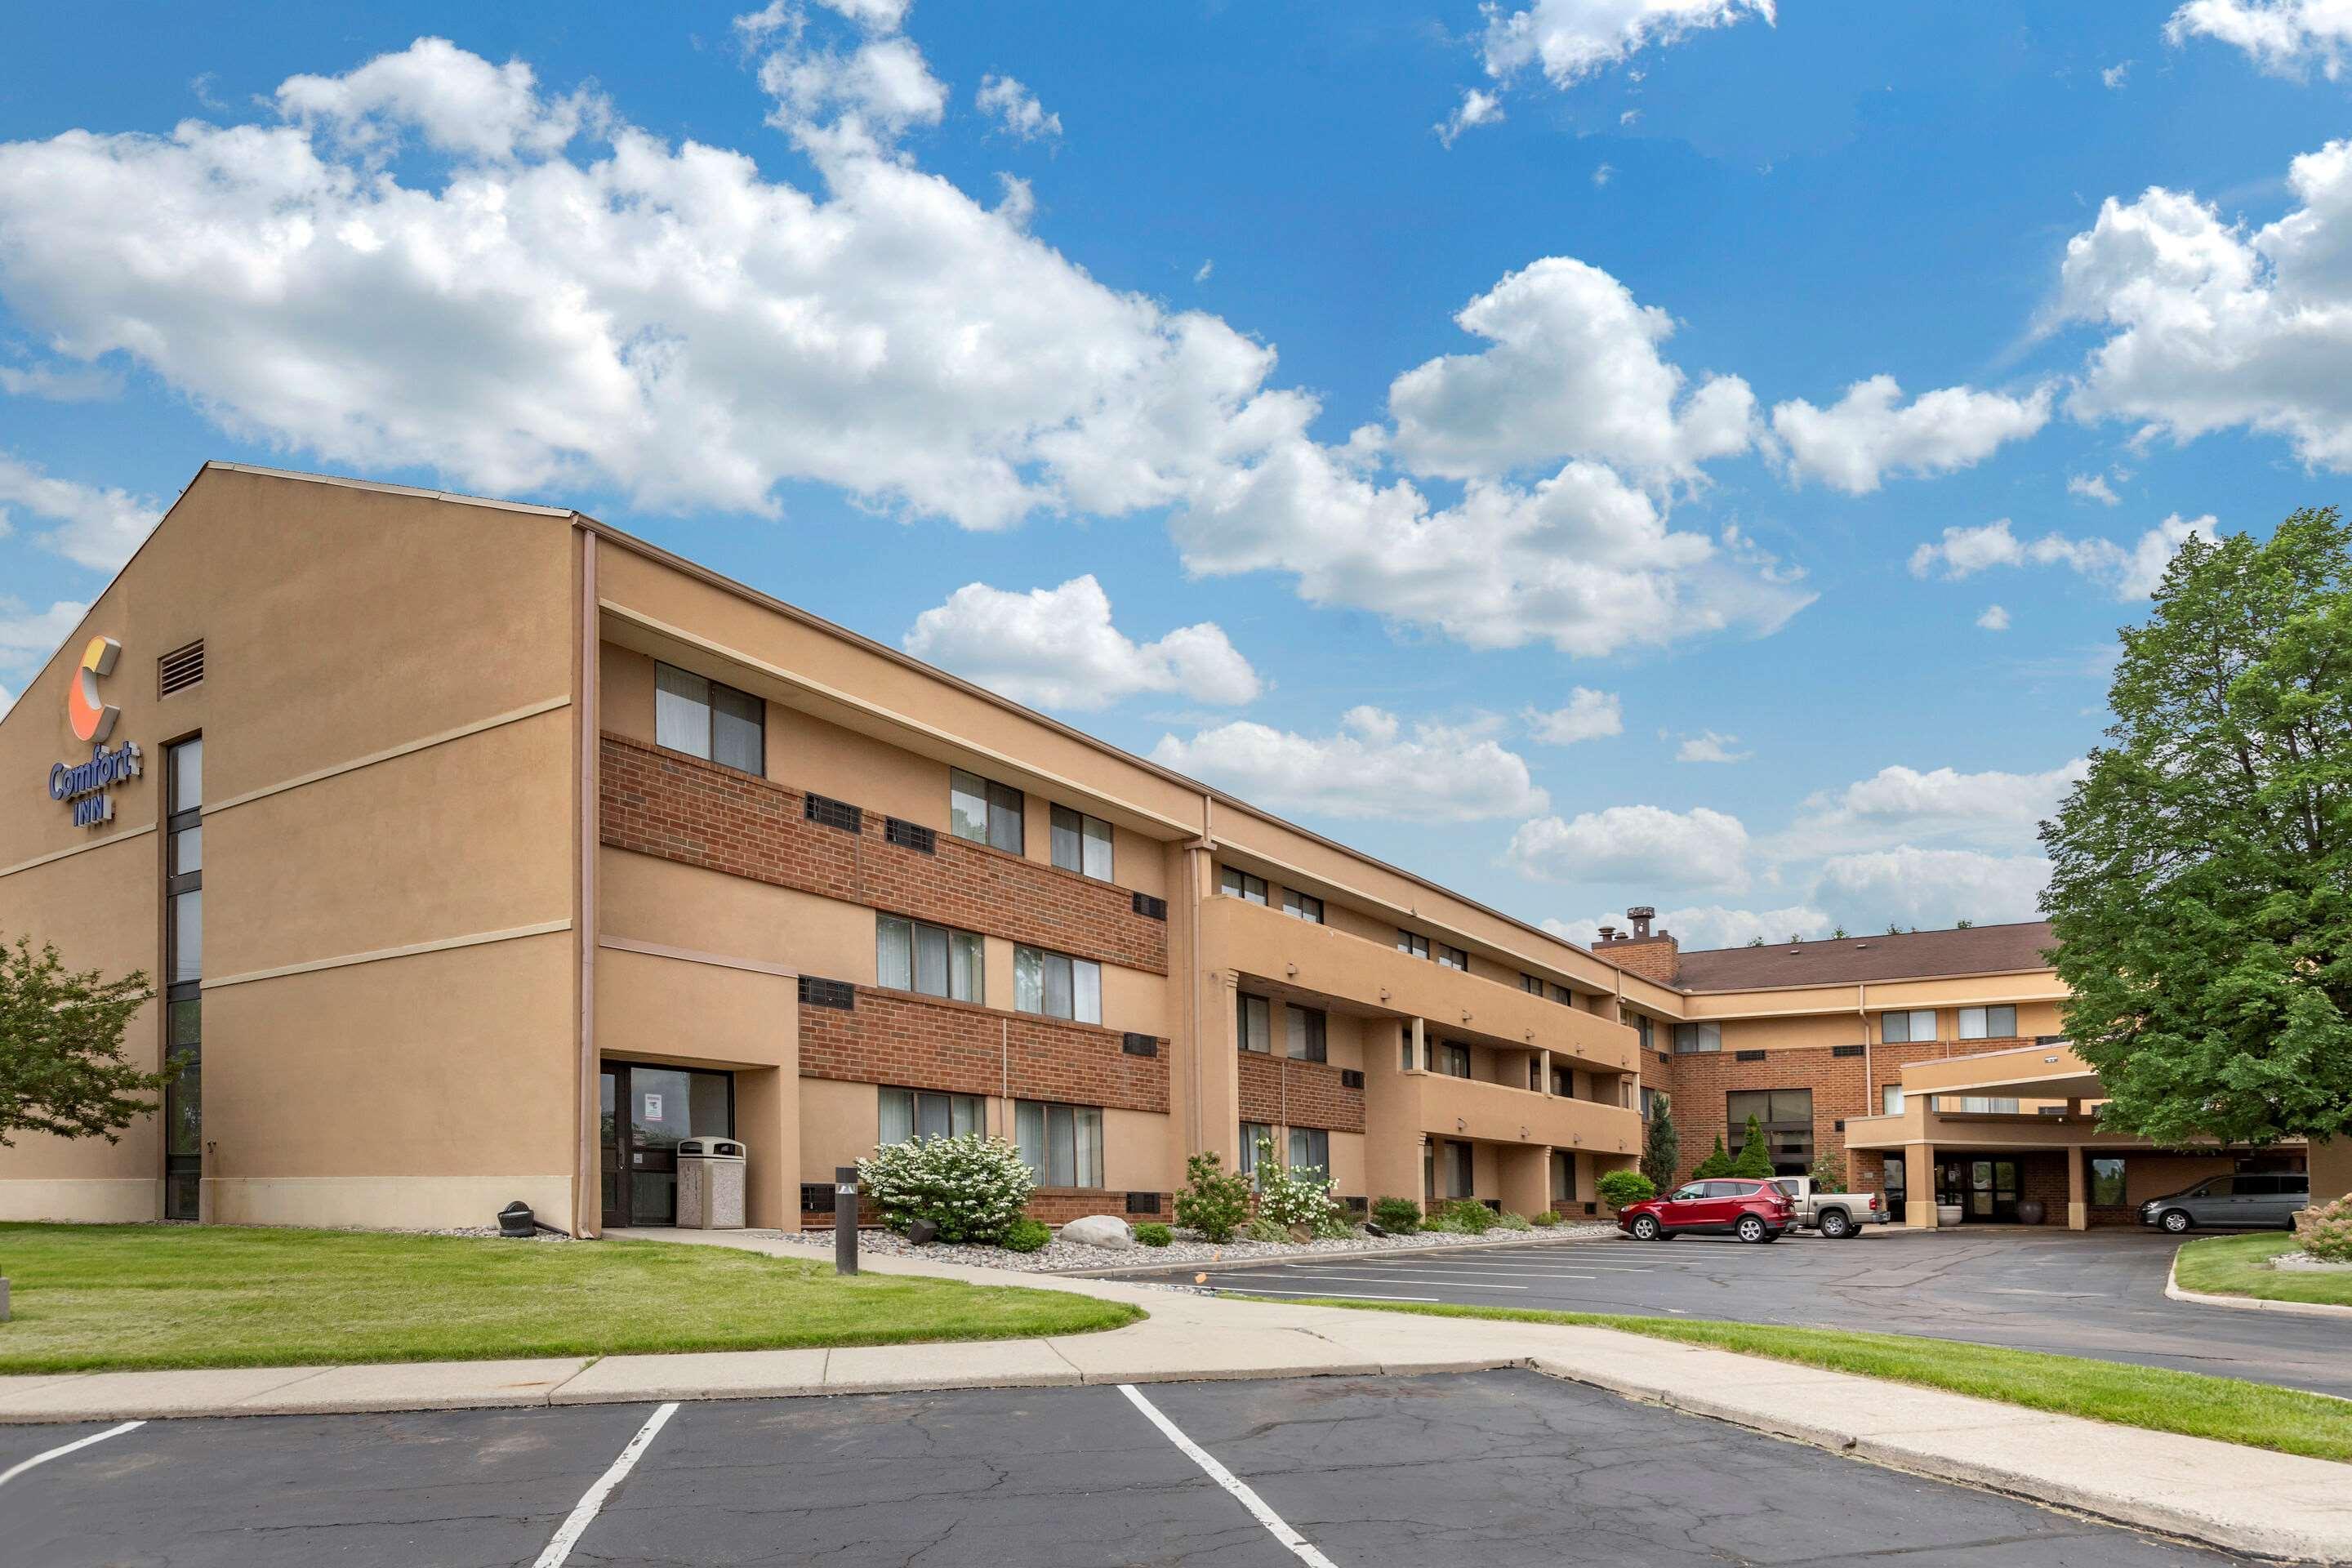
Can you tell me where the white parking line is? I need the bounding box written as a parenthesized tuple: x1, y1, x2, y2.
(1214, 1285, 1442, 1302)
(0, 1421, 144, 1490)
(1263, 1272, 1530, 1290)
(532, 1401, 679, 1568)
(1119, 1383, 1340, 1568)
(1306, 1266, 1601, 1281)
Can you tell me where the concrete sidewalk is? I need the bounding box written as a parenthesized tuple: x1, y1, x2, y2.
(3, 1228, 2347, 1562)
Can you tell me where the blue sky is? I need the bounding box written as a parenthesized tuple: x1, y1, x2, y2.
(2, 0, 2346, 948)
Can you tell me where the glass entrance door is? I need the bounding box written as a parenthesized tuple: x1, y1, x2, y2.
(599, 1062, 735, 1227)
(1937, 1156, 2021, 1221)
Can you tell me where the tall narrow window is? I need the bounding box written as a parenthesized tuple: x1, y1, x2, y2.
(163, 737, 203, 1221)
(1285, 1005, 1326, 1062)
(1014, 945, 1102, 1023)
(1240, 1121, 1274, 1180)
(1632, 1015, 1655, 1051)
(654, 662, 764, 774)
(1237, 993, 1272, 1053)
(1218, 866, 1267, 904)
(950, 768, 1024, 853)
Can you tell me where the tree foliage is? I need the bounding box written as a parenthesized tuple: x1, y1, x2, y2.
(2042, 509, 2352, 1148)
(1731, 1113, 1775, 1178)
(0, 933, 168, 1147)
(1640, 1090, 1680, 1189)
(1690, 1134, 1733, 1180)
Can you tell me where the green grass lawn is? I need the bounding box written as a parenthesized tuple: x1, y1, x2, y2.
(1258, 1296, 2352, 1465)
(0, 1223, 1141, 1374)
(2174, 1232, 2352, 1308)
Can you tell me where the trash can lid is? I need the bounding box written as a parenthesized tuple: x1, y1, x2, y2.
(678, 1138, 746, 1159)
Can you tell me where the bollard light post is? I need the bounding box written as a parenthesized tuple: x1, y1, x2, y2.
(835, 1165, 859, 1276)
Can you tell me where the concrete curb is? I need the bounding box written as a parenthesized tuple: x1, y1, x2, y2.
(2167, 1246, 2352, 1321)
(1049, 1226, 1622, 1279)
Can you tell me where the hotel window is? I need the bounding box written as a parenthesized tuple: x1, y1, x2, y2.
(1880, 1009, 1936, 1043)
(1218, 866, 1268, 904)
(1726, 1089, 1815, 1177)
(1287, 1126, 1330, 1172)
(1882, 1085, 1905, 1116)
(1435, 1040, 1472, 1079)
(1396, 930, 1429, 959)
(1640, 1085, 1659, 1120)
(875, 915, 983, 1004)
(1632, 1014, 1655, 1051)
(1521, 973, 1544, 996)
(1940, 1094, 2022, 1114)
(1673, 1022, 1722, 1054)
(1050, 806, 1115, 880)
(1286, 1004, 1327, 1062)
(1429, 1138, 1473, 1200)
(2089, 1156, 2129, 1206)
(1551, 1150, 1573, 1202)
(1240, 1122, 1274, 1179)
(1237, 993, 1272, 1054)
(654, 662, 764, 775)
(879, 1087, 985, 1143)
(163, 737, 203, 1222)
(1551, 982, 1573, 1005)
(1282, 889, 1324, 923)
(949, 768, 1025, 853)
(1551, 1065, 1573, 1096)
(1014, 945, 1101, 1023)
(1958, 1004, 2018, 1040)
(1435, 942, 1468, 971)
(1016, 1100, 1104, 1187)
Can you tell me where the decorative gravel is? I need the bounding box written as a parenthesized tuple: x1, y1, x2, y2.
(2274, 1250, 2352, 1273)
(766, 1221, 1617, 1276)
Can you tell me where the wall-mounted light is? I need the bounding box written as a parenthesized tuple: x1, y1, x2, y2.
(1286, 963, 1299, 978)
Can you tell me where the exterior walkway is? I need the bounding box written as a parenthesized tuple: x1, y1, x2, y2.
(0, 1227, 2345, 1562)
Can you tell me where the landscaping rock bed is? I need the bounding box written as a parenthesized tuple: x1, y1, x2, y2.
(770, 1221, 1615, 1275)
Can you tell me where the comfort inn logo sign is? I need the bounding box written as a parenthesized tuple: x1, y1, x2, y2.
(48, 635, 142, 829)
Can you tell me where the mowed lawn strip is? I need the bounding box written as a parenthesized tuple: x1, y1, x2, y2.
(0, 1223, 1139, 1373)
(1258, 1296, 2352, 1465)
(2174, 1232, 2352, 1308)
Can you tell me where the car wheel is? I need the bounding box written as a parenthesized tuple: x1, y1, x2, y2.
(1737, 1214, 1768, 1243)
(1631, 1215, 1663, 1241)
(2160, 1209, 2193, 1234)
(1819, 1209, 1852, 1239)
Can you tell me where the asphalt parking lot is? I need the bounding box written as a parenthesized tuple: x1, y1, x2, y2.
(0, 1370, 2243, 1567)
(1124, 1227, 2352, 1397)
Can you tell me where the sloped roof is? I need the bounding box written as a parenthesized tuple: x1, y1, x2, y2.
(1673, 920, 2056, 991)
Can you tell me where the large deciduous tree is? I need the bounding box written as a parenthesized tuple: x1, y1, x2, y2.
(2041, 508, 2352, 1151)
(0, 933, 169, 1146)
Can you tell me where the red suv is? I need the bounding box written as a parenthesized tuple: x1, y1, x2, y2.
(1618, 1178, 1793, 1243)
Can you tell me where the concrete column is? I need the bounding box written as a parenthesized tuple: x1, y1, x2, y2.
(2065, 1143, 2088, 1231)
(1200, 972, 1243, 1171)
(1499, 1143, 1550, 1218)
(1904, 1142, 1938, 1229)
(737, 1065, 797, 1232)
(1537, 1047, 1552, 1094)
(1410, 1015, 1426, 1072)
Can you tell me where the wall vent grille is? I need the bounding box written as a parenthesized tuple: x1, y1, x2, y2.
(1120, 1032, 1159, 1058)
(883, 816, 935, 853)
(798, 976, 856, 1010)
(1131, 891, 1168, 921)
(804, 793, 862, 833)
(158, 639, 204, 697)
(1125, 1191, 1162, 1215)
(1831, 1044, 1865, 1058)
(1735, 1049, 1766, 1062)
(1339, 1069, 1365, 1089)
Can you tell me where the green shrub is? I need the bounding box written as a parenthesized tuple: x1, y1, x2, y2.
(997, 1216, 1050, 1254)
(1809, 1152, 1848, 1192)
(1441, 1199, 1497, 1235)
(1241, 1215, 1290, 1243)
(2300, 1194, 2352, 1263)
(1731, 1114, 1775, 1179)
(1370, 1196, 1423, 1234)
(1174, 1151, 1253, 1243)
(1251, 1137, 1343, 1232)
(1492, 1210, 1533, 1232)
(1597, 1169, 1657, 1210)
(855, 1133, 1036, 1244)
(1690, 1134, 1734, 1180)
(1419, 1214, 1463, 1234)
(1133, 1222, 1173, 1247)
(1529, 1208, 1560, 1227)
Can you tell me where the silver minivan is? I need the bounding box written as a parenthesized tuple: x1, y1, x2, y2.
(2140, 1172, 2309, 1232)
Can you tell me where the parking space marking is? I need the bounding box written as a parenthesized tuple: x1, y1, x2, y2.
(1269, 1271, 1531, 1290)
(1117, 1383, 1341, 1568)
(531, 1401, 679, 1568)
(0, 1421, 144, 1490)
(1311, 1265, 1601, 1281)
(1209, 1285, 1442, 1302)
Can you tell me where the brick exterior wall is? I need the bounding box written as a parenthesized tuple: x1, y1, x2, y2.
(799, 986, 1169, 1114)
(1594, 934, 1680, 984)
(600, 733, 1168, 974)
(1653, 1036, 2026, 1187)
(1236, 1050, 1367, 1134)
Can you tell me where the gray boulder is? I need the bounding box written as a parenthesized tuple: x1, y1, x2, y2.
(1058, 1214, 1135, 1250)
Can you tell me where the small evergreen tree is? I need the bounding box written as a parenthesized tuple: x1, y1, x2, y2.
(1639, 1091, 1679, 1189)
(1690, 1134, 1733, 1179)
(1731, 1113, 1775, 1178)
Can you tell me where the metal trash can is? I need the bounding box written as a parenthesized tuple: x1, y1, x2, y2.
(675, 1138, 748, 1230)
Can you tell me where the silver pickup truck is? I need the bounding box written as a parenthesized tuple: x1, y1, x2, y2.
(1770, 1176, 1890, 1238)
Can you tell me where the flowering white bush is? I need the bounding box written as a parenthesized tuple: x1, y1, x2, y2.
(856, 1134, 1036, 1243)
(1250, 1137, 1345, 1234)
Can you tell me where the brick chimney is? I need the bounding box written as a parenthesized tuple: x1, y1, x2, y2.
(1592, 904, 1680, 985)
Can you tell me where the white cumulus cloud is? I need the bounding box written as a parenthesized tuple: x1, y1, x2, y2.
(1769, 375, 2051, 494)
(1480, 0, 1777, 89)
(1780, 757, 2088, 855)
(1976, 604, 2011, 631)
(0, 596, 91, 697)
(1437, 87, 1506, 147)
(0, 452, 160, 572)
(1524, 687, 1623, 744)
(975, 74, 1061, 140)
(1545, 903, 1829, 950)
(1507, 803, 1750, 890)
(1908, 516, 2211, 599)
(902, 575, 1262, 710)
(1674, 730, 1748, 764)
(2167, 0, 2352, 78)
(1813, 846, 2052, 930)
(2067, 471, 2121, 506)
(1152, 706, 1548, 822)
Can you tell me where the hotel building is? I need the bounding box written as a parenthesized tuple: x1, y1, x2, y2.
(2, 464, 2341, 1234)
